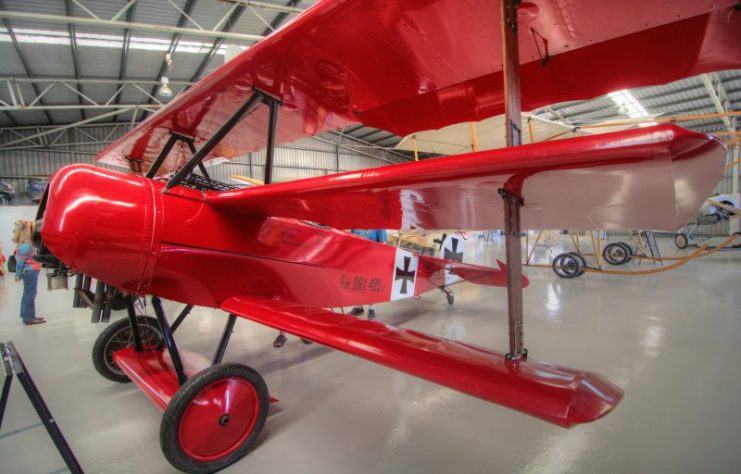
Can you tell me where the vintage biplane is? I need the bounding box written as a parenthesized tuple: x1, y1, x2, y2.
(31, 0, 738, 472)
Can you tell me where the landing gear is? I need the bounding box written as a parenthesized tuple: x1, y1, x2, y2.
(552, 252, 583, 278)
(674, 232, 689, 249)
(160, 363, 269, 474)
(92, 316, 162, 383)
(440, 286, 455, 305)
(603, 242, 631, 265)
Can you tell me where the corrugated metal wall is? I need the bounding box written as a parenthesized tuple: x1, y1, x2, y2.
(0, 125, 400, 186)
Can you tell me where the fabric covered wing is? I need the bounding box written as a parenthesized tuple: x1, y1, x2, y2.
(95, 0, 740, 174)
(206, 125, 726, 231)
(221, 296, 623, 427)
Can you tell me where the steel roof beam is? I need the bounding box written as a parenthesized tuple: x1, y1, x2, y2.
(142, 0, 200, 118)
(189, 4, 247, 82)
(0, 10, 264, 43)
(1, 77, 194, 86)
(115, 0, 137, 107)
(0, 7, 54, 125)
(232, 1, 304, 14)
(65, 0, 85, 121)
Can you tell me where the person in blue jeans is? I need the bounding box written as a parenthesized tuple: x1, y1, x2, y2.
(14, 242, 45, 325)
(348, 229, 388, 320)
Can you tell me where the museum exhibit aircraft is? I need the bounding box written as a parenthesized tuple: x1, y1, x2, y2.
(30, 0, 738, 472)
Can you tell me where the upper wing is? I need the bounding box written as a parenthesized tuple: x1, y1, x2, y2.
(96, 0, 740, 174)
(221, 295, 622, 427)
(206, 125, 726, 231)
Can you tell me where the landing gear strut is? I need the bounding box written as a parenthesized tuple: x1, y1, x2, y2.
(90, 297, 269, 473)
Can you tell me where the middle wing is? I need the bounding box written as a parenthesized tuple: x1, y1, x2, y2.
(207, 124, 725, 231)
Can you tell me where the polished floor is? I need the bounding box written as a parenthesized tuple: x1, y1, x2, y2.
(0, 235, 739, 473)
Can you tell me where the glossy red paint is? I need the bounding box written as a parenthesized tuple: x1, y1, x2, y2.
(40, 163, 512, 306)
(178, 378, 260, 461)
(207, 125, 727, 232)
(113, 348, 179, 411)
(221, 296, 623, 428)
(95, 0, 740, 174)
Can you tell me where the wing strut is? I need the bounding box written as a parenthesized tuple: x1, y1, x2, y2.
(165, 89, 281, 189)
(500, 0, 527, 360)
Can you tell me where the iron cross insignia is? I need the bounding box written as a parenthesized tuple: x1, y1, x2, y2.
(395, 256, 416, 294)
(444, 237, 463, 262)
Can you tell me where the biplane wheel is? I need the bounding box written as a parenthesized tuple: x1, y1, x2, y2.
(92, 316, 163, 383)
(552, 253, 582, 278)
(566, 252, 587, 275)
(616, 242, 633, 258)
(446, 292, 454, 306)
(603, 243, 630, 265)
(160, 363, 269, 474)
(675, 233, 689, 249)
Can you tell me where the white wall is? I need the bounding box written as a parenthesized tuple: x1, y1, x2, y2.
(0, 206, 37, 261)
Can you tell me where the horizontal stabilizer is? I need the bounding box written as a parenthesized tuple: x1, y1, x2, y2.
(222, 296, 623, 427)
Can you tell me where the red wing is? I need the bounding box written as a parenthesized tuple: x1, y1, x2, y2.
(206, 125, 726, 231)
(221, 295, 623, 427)
(96, 0, 740, 174)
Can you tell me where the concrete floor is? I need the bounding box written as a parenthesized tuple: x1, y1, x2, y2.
(0, 235, 739, 473)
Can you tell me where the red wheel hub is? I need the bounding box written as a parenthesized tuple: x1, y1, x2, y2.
(178, 377, 259, 461)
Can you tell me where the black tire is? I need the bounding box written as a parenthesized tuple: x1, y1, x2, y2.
(674, 233, 688, 249)
(603, 243, 630, 265)
(446, 292, 454, 306)
(616, 242, 633, 258)
(92, 316, 162, 383)
(161, 363, 269, 474)
(552, 253, 582, 278)
(567, 252, 587, 275)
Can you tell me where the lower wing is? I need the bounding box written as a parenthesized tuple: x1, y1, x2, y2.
(221, 296, 622, 427)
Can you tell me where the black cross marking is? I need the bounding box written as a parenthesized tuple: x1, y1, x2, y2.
(395, 256, 416, 294)
(444, 237, 463, 262)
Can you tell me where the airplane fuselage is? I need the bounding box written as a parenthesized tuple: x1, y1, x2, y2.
(40, 165, 430, 308)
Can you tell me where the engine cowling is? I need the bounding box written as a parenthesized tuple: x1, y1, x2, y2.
(40, 164, 159, 293)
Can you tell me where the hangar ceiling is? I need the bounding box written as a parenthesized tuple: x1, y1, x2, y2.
(0, 0, 738, 160)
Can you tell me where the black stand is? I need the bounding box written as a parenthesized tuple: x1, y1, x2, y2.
(0, 342, 83, 474)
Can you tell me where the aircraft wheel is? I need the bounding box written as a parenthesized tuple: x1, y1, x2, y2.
(446, 292, 454, 306)
(674, 233, 688, 249)
(552, 253, 582, 278)
(603, 243, 630, 265)
(566, 252, 587, 275)
(92, 316, 162, 383)
(161, 363, 269, 474)
(616, 242, 633, 262)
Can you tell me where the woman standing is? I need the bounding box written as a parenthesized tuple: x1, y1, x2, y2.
(15, 241, 45, 325)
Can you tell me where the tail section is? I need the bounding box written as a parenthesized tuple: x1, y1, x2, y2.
(416, 254, 528, 296)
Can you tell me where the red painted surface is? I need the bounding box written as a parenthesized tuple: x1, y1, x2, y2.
(40, 162, 513, 305)
(113, 348, 178, 411)
(41, 125, 723, 305)
(208, 125, 726, 232)
(94, 1, 740, 174)
(179, 378, 260, 461)
(221, 296, 623, 427)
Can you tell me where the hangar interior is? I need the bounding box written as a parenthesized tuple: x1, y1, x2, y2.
(0, 1, 739, 473)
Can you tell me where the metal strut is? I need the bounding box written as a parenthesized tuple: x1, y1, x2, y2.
(165, 90, 267, 190)
(499, 189, 527, 360)
(0, 342, 84, 474)
(151, 296, 187, 386)
(212, 314, 237, 365)
(500, 0, 526, 360)
(125, 297, 143, 353)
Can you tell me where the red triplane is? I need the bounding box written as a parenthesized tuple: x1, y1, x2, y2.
(33, 0, 737, 472)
